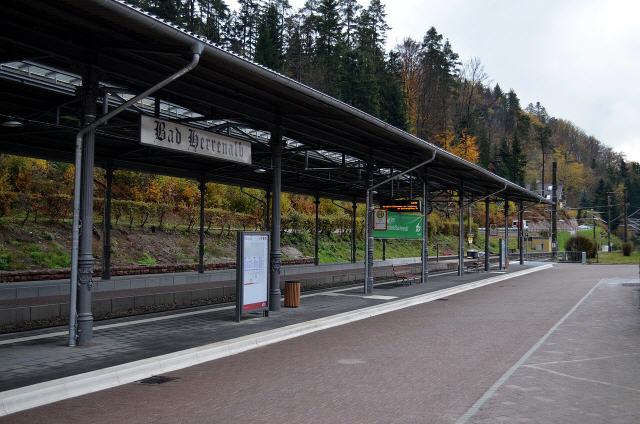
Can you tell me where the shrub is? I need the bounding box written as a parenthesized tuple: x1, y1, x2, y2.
(26, 243, 71, 268)
(622, 242, 633, 256)
(565, 235, 596, 259)
(0, 249, 11, 270)
(43, 194, 71, 221)
(0, 191, 17, 217)
(137, 252, 157, 266)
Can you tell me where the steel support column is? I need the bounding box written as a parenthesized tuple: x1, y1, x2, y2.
(77, 70, 98, 346)
(269, 125, 283, 311)
(67, 44, 202, 346)
(364, 168, 374, 294)
(484, 197, 490, 271)
(504, 197, 509, 269)
(519, 200, 524, 265)
(458, 183, 464, 276)
(198, 175, 205, 274)
(421, 176, 429, 284)
(351, 199, 357, 263)
(314, 194, 320, 266)
(102, 164, 113, 280)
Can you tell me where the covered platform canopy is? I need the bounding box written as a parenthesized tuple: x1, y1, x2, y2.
(0, 0, 551, 345)
(0, 0, 546, 203)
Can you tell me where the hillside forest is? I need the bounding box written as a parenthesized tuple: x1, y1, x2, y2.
(1, 0, 638, 270)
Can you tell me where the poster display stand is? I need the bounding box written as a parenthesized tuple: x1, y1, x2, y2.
(235, 231, 270, 322)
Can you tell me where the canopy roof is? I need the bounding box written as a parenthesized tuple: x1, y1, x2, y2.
(0, 0, 548, 204)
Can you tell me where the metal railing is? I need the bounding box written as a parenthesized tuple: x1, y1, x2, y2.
(510, 251, 585, 263)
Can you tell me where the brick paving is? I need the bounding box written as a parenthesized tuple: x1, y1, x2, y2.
(0, 264, 534, 392)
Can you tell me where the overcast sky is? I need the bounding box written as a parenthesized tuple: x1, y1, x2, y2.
(230, 0, 640, 161)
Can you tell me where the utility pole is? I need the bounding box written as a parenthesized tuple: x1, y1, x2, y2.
(607, 193, 612, 252)
(541, 151, 545, 199)
(623, 186, 628, 242)
(551, 161, 558, 260)
(592, 212, 597, 263)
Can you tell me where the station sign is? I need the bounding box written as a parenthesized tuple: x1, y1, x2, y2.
(379, 199, 422, 213)
(373, 212, 423, 240)
(373, 209, 388, 230)
(235, 232, 270, 322)
(140, 115, 252, 164)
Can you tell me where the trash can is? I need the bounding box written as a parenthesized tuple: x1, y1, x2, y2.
(284, 280, 301, 308)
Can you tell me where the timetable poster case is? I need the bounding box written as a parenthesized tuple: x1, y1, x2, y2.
(235, 231, 270, 322)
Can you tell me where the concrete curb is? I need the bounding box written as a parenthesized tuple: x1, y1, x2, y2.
(0, 264, 553, 416)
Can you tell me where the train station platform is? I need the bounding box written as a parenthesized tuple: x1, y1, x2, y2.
(0, 256, 498, 329)
(0, 262, 544, 416)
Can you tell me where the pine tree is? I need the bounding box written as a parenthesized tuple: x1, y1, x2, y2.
(379, 51, 407, 129)
(199, 0, 231, 46)
(496, 136, 512, 179)
(255, 3, 284, 71)
(352, 8, 380, 115)
(478, 127, 491, 168)
(416, 27, 459, 139)
(505, 89, 520, 133)
(313, 0, 343, 95)
(492, 83, 503, 100)
(335, 0, 361, 104)
(230, 0, 262, 58)
(340, 0, 361, 49)
(510, 132, 527, 185)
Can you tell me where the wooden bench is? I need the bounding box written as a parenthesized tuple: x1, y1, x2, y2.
(392, 264, 421, 285)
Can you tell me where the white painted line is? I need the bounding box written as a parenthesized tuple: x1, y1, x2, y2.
(526, 352, 640, 367)
(0, 330, 69, 346)
(455, 273, 599, 424)
(0, 264, 552, 417)
(0, 269, 458, 346)
(320, 293, 398, 300)
(523, 364, 640, 393)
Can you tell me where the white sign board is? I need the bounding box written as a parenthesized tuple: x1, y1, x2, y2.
(236, 232, 269, 321)
(373, 209, 388, 231)
(140, 115, 251, 164)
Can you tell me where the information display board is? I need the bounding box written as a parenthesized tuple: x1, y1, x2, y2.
(380, 199, 422, 213)
(236, 232, 270, 322)
(373, 212, 423, 240)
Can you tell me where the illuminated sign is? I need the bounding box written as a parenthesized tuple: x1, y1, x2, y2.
(379, 199, 422, 213)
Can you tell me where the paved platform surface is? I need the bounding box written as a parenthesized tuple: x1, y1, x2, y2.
(466, 272, 640, 424)
(2, 264, 637, 423)
(0, 265, 519, 392)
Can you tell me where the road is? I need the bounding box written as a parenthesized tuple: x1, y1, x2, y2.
(3, 264, 638, 423)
